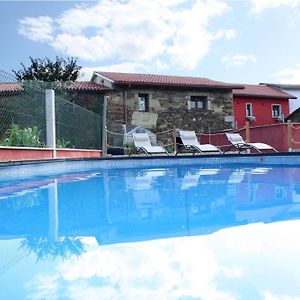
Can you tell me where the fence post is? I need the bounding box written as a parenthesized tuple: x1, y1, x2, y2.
(287, 120, 292, 152)
(48, 179, 58, 242)
(45, 89, 56, 158)
(173, 126, 177, 154)
(102, 96, 108, 157)
(245, 121, 250, 143)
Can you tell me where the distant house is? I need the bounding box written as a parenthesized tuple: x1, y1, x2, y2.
(285, 106, 300, 122)
(91, 71, 243, 133)
(261, 83, 300, 114)
(0, 81, 106, 114)
(233, 84, 296, 129)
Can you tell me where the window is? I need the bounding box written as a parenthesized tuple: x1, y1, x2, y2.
(275, 186, 286, 200)
(272, 104, 281, 118)
(246, 103, 253, 117)
(138, 94, 149, 112)
(190, 96, 208, 110)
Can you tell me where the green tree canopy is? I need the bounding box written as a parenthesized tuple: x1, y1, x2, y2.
(13, 56, 81, 82)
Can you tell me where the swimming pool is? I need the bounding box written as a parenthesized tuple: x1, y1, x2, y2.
(1, 155, 300, 299)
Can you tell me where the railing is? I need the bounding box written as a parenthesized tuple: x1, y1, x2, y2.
(102, 121, 300, 156)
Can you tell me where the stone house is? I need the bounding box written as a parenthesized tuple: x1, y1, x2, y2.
(91, 71, 243, 133)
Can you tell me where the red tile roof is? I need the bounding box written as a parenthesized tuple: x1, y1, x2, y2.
(233, 84, 296, 99)
(96, 71, 244, 89)
(0, 83, 23, 93)
(66, 81, 109, 91)
(0, 81, 108, 93)
(260, 83, 300, 90)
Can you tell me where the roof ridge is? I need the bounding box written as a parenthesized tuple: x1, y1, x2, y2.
(97, 70, 211, 79)
(233, 83, 297, 99)
(95, 71, 244, 89)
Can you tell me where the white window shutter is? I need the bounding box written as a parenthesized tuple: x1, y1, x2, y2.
(207, 100, 211, 110)
(187, 100, 191, 110)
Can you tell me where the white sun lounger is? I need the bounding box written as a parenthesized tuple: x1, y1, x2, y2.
(225, 133, 277, 154)
(132, 132, 169, 156)
(181, 168, 219, 190)
(177, 130, 222, 155)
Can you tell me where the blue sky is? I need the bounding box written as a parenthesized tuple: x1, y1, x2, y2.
(1, 0, 300, 84)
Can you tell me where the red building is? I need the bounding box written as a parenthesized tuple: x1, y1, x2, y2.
(233, 84, 296, 129)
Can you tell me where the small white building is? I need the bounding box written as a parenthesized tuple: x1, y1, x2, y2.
(261, 83, 300, 114)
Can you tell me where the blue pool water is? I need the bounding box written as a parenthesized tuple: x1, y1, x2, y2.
(1, 162, 300, 299)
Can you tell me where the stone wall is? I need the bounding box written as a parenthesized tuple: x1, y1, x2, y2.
(106, 88, 234, 133)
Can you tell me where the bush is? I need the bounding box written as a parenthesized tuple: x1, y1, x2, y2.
(1, 124, 44, 147)
(56, 138, 73, 148)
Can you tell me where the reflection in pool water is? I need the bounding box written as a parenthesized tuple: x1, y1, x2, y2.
(1, 164, 300, 299)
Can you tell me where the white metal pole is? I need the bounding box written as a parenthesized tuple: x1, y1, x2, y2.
(102, 95, 108, 157)
(48, 179, 58, 242)
(45, 89, 56, 158)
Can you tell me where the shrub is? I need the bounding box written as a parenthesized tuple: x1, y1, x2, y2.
(1, 124, 44, 147)
(56, 138, 73, 148)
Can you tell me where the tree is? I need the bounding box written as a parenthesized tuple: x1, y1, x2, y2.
(19, 236, 86, 262)
(12, 56, 81, 82)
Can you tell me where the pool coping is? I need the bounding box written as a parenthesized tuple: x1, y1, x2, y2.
(1, 151, 299, 166)
(1, 151, 300, 182)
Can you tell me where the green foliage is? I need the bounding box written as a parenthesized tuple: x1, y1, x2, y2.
(56, 138, 73, 148)
(19, 236, 86, 262)
(123, 143, 135, 155)
(13, 56, 81, 82)
(166, 145, 174, 153)
(1, 124, 44, 147)
(124, 142, 134, 149)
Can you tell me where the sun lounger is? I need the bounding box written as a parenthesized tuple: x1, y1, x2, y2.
(132, 132, 169, 156)
(177, 130, 222, 155)
(225, 133, 277, 153)
(181, 168, 219, 190)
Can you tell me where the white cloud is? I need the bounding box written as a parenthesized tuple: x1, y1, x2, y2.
(57, 238, 237, 300)
(274, 64, 300, 83)
(213, 29, 236, 40)
(262, 290, 300, 300)
(221, 54, 257, 68)
(18, 16, 54, 42)
(250, 0, 300, 14)
(25, 274, 60, 300)
(18, 0, 235, 71)
(24, 220, 300, 300)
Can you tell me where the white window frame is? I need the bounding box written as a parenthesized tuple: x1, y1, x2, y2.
(246, 103, 253, 117)
(189, 96, 208, 110)
(272, 104, 281, 118)
(275, 186, 286, 200)
(138, 94, 149, 112)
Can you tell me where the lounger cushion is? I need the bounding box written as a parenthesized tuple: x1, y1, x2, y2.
(144, 146, 166, 153)
(250, 143, 274, 150)
(227, 134, 244, 143)
(180, 131, 196, 139)
(197, 144, 220, 152)
(134, 134, 149, 142)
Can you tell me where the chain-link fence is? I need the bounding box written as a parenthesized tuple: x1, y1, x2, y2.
(0, 70, 102, 149)
(55, 94, 101, 149)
